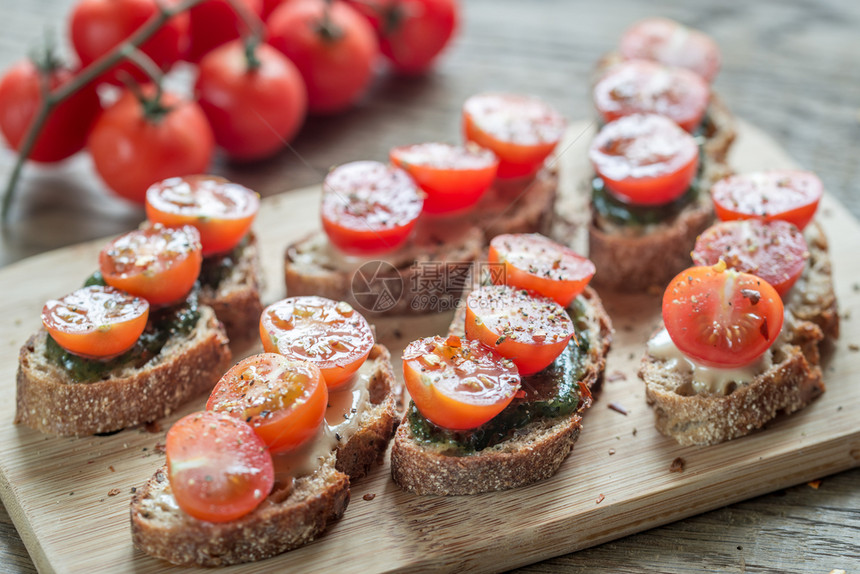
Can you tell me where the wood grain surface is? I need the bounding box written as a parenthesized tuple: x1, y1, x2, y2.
(1, 0, 859, 572)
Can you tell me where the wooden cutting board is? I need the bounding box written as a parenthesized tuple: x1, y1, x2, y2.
(0, 121, 857, 574)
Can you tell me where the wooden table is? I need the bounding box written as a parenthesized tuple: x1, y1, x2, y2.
(1, 0, 858, 572)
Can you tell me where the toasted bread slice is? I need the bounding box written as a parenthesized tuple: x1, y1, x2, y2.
(130, 344, 398, 567)
(15, 305, 232, 437)
(390, 286, 612, 495)
(198, 233, 264, 345)
(640, 318, 825, 446)
(284, 168, 557, 316)
(785, 222, 839, 343)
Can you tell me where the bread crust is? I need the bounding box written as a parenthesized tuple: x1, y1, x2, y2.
(15, 306, 231, 437)
(785, 222, 839, 343)
(390, 286, 612, 495)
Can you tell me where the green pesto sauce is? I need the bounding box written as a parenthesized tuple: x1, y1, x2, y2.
(198, 235, 249, 289)
(83, 270, 107, 287)
(44, 294, 200, 383)
(408, 298, 591, 454)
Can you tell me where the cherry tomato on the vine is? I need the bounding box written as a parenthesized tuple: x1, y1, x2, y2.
(185, 0, 263, 63)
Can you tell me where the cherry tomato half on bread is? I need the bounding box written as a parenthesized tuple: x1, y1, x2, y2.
(99, 224, 202, 306)
(166, 411, 274, 523)
(321, 161, 423, 254)
(42, 285, 149, 359)
(463, 93, 566, 179)
(619, 18, 721, 83)
(146, 175, 260, 256)
(389, 142, 498, 214)
(403, 335, 520, 430)
(589, 113, 699, 206)
(692, 220, 809, 296)
(488, 233, 595, 307)
(207, 354, 327, 453)
(710, 170, 823, 231)
(259, 296, 374, 389)
(663, 263, 784, 368)
(593, 59, 710, 133)
(465, 285, 574, 375)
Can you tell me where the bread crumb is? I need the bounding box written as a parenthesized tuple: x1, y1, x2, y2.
(608, 402, 628, 415)
(608, 449, 616, 455)
(596, 493, 605, 504)
(154, 442, 167, 455)
(362, 493, 376, 501)
(144, 420, 162, 433)
(829, 569, 846, 574)
(670, 457, 685, 473)
(848, 344, 859, 352)
(808, 480, 822, 489)
(606, 371, 627, 383)
(107, 488, 121, 497)
(632, 427, 638, 436)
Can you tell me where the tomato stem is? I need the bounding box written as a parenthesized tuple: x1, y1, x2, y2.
(317, 0, 344, 42)
(243, 36, 262, 73)
(224, 0, 265, 50)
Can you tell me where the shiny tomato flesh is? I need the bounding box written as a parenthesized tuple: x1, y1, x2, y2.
(207, 354, 327, 454)
(389, 142, 498, 214)
(488, 233, 595, 307)
(711, 170, 823, 231)
(619, 18, 721, 83)
(260, 296, 374, 389)
(321, 161, 423, 254)
(99, 224, 202, 306)
(593, 59, 710, 132)
(663, 263, 784, 368)
(166, 411, 274, 523)
(589, 113, 699, 206)
(463, 93, 566, 179)
(692, 219, 809, 296)
(403, 335, 520, 430)
(42, 285, 149, 359)
(465, 285, 574, 375)
(146, 175, 260, 256)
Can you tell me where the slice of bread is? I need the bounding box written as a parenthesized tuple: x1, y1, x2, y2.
(15, 305, 232, 437)
(640, 318, 825, 446)
(198, 232, 264, 345)
(390, 286, 612, 495)
(785, 222, 840, 344)
(284, 168, 558, 316)
(130, 344, 398, 567)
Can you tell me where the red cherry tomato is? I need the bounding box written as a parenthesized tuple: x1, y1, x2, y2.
(619, 18, 721, 83)
(348, 0, 458, 74)
(589, 113, 699, 206)
(185, 0, 263, 63)
(88, 87, 214, 204)
(463, 93, 566, 179)
(465, 285, 574, 375)
(711, 170, 823, 231)
(99, 224, 202, 306)
(166, 411, 274, 523)
(389, 142, 497, 214)
(260, 296, 375, 389)
(488, 233, 595, 307)
(207, 354, 328, 454)
(267, 0, 378, 115)
(593, 59, 710, 133)
(145, 175, 259, 256)
(321, 160, 423, 254)
(691, 220, 808, 296)
(42, 285, 149, 359)
(663, 263, 784, 368)
(0, 61, 101, 163)
(195, 40, 307, 162)
(403, 335, 520, 430)
(70, 0, 187, 84)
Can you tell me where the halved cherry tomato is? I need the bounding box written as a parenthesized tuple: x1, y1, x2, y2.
(207, 354, 327, 454)
(321, 160, 423, 254)
(593, 59, 710, 133)
(619, 18, 721, 83)
(389, 142, 498, 214)
(260, 296, 374, 389)
(42, 285, 149, 359)
(145, 175, 260, 256)
(403, 335, 520, 430)
(488, 233, 595, 307)
(692, 220, 809, 296)
(589, 113, 699, 206)
(166, 411, 274, 523)
(463, 93, 566, 179)
(465, 285, 574, 375)
(99, 224, 202, 306)
(663, 263, 784, 368)
(711, 170, 823, 231)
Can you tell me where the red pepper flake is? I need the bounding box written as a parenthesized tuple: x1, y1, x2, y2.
(596, 494, 605, 504)
(578, 381, 592, 402)
(670, 457, 686, 473)
(606, 371, 627, 383)
(363, 493, 376, 501)
(144, 420, 162, 433)
(153, 442, 167, 455)
(107, 488, 121, 497)
(608, 402, 628, 416)
(807, 480, 822, 489)
(108, 466, 115, 473)
(445, 335, 462, 348)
